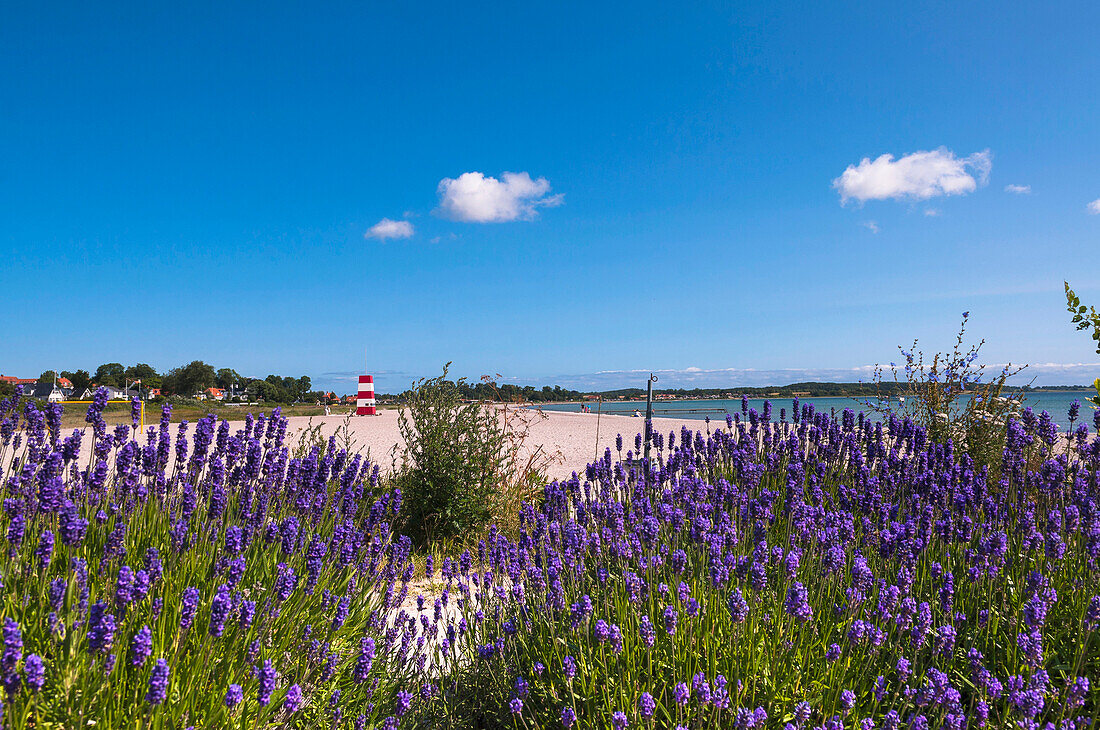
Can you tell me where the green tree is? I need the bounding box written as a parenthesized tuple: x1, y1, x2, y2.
(124, 363, 160, 388)
(60, 370, 92, 394)
(93, 363, 125, 387)
(215, 368, 243, 390)
(37, 370, 56, 385)
(162, 361, 216, 397)
(295, 376, 312, 402)
(248, 379, 283, 402)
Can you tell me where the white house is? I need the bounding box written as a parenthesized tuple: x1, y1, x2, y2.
(30, 383, 70, 403)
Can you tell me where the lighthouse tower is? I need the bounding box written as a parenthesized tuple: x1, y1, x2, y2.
(356, 375, 376, 415)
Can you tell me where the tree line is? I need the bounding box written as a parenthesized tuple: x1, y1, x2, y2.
(17, 362, 320, 404)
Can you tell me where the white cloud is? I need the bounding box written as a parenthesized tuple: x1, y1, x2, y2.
(436, 171, 563, 222)
(834, 147, 992, 204)
(1005, 184, 1031, 194)
(1088, 198, 1100, 215)
(861, 221, 879, 233)
(924, 208, 940, 217)
(364, 218, 414, 240)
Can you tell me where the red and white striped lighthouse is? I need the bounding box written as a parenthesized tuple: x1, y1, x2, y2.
(356, 375, 376, 415)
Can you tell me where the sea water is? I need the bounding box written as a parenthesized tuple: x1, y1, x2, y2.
(538, 391, 1094, 430)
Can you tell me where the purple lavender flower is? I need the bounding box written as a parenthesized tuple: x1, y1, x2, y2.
(284, 684, 303, 713)
(332, 595, 350, 631)
(354, 637, 375, 682)
(663, 605, 678, 636)
(146, 659, 170, 704)
(693, 672, 711, 705)
(612, 710, 628, 729)
(639, 615, 656, 647)
(896, 657, 911, 681)
(209, 584, 231, 637)
(257, 660, 276, 706)
(35, 530, 55, 568)
(24, 653, 44, 692)
(130, 625, 153, 666)
(609, 624, 624, 654)
(562, 706, 577, 727)
(224, 526, 244, 555)
(225, 684, 243, 708)
(239, 600, 256, 630)
(145, 548, 163, 583)
(115, 566, 135, 611)
(1067, 677, 1089, 708)
(87, 603, 116, 654)
(509, 698, 523, 714)
(934, 624, 957, 658)
(48, 580, 67, 611)
(179, 587, 200, 629)
(397, 689, 414, 717)
(727, 588, 748, 622)
(275, 563, 298, 602)
(1084, 595, 1100, 630)
(784, 582, 813, 622)
(639, 692, 655, 718)
(59, 504, 89, 546)
(6, 512, 24, 547)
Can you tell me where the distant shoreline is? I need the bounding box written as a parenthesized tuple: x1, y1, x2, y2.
(527, 388, 1094, 407)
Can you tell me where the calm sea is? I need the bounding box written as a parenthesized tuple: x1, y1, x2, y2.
(538, 391, 1094, 430)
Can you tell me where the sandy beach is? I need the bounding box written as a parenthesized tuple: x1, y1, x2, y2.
(266, 407, 714, 480)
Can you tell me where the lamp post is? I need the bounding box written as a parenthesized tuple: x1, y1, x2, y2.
(644, 373, 658, 486)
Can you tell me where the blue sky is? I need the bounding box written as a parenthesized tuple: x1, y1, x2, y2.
(2, 2, 1099, 394)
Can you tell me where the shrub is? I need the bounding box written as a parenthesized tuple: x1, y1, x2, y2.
(394, 365, 546, 546)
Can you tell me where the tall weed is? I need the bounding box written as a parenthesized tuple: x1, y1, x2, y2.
(863, 312, 1026, 469)
(394, 365, 551, 546)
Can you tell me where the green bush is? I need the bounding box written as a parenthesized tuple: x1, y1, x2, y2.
(394, 364, 513, 545)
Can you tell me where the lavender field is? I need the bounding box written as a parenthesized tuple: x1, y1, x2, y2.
(1, 387, 1098, 729)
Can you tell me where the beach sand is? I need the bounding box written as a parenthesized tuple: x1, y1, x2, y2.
(269, 407, 715, 480)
